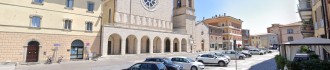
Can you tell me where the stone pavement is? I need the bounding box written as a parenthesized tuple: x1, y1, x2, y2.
(0, 63, 16, 70)
(15, 52, 206, 70)
(14, 51, 278, 70)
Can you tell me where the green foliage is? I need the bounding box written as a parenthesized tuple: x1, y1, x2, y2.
(309, 53, 319, 60)
(275, 55, 287, 70)
(300, 46, 309, 53)
(288, 59, 330, 70)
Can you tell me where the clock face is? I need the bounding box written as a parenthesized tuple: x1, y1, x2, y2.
(141, 0, 158, 11)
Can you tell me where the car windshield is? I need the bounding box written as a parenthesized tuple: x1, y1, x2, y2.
(186, 58, 195, 62)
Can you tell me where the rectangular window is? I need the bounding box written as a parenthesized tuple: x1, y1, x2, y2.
(64, 20, 72, 30)
(86, 22, 93, 31)
(31, 16, 41, 28)
(288, 36, 294, 41)
(287, 29, 294, 34)
(87, 2, 94, 12)
(33, 0, 44, 3)
(66, 0, 74, 9)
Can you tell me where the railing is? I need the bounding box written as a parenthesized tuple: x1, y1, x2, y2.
(110, 12, 173, 32)
(301, 24, 314, 33)
(298, 0, 312, 11)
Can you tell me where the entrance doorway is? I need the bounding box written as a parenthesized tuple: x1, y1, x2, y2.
(26, 41, 40, 62)
(70, 40, 84, 60)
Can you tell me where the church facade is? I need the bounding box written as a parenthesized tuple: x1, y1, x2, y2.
(100, 0, 198, 56)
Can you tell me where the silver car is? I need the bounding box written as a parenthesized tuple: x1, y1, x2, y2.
(212, 52, 231, 62)
(169, 57, 205, 70)
(222, 50, 246, 60)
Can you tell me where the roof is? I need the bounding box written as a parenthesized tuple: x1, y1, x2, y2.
(136, 62, 163, 64)
(283, 37, 330, 45)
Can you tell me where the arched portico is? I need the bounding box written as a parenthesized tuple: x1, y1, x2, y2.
(108, 34, 122, 55)
(181, 39, 187, 52)
(141, 36, 150, 53)
(164, 37, 171, 52)
(173, 38, 180, 52)
(126, 35, 137, 54)
(153, 37, 162, 53)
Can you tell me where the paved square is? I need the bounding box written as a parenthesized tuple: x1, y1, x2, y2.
(14, 51, 278, 70)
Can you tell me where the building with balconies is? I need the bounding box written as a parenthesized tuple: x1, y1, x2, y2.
(242, 29, 251, 48)
(298, 0, 315, 38)
(204, 14, 243, 50)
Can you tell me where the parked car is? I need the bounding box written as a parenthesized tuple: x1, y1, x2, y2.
(144, 57, 183, 70)
(124, 62, 167, 70)
(239, 51, 252, 58)
(212, 52, 231, 62)
(260, 48, 272, 53)
(169, 57, 205, 70)
(248, 49, 265, 55)
(196, 54, 229, 67)
(222, 50, 246, 60)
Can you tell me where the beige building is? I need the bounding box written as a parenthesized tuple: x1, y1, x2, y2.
(194, 22, 210, 51)
(257, 33, 279, 48)
(268, 22, 304, 44)
(0, 0, 102, 63)
(100, 0, 197, 57)
(207, 24, 223, 50)
(249, 35, 261, 48)
(204, 15, 243, 50)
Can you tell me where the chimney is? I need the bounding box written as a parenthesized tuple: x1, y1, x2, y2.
(203, 17, 205, 20)
(224, 13, 226, 16)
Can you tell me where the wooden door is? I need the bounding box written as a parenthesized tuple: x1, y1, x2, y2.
(26, 45, 39, 62)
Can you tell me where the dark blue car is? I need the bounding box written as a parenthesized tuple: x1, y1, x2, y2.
(144, 57, 183, 70)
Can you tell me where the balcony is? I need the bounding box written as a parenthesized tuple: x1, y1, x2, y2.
(298, 0, 312, 21)
(301, 21, 314, 37)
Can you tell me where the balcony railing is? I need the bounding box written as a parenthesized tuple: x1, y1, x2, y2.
(298, 0, 312, 11)
(301, 21, 314, 37)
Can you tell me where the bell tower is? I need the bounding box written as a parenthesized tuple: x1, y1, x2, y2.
(173, 0, 196, 35)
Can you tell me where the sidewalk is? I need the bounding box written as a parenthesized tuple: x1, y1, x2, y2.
(0, 63, 16, 70)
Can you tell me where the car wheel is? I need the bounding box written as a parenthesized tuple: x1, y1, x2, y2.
(239, 56, 244, 60)
(198, 60, 204, 64)
(218, 61, 226, 67)
(260, 53, 263, 55)
(191, 66, 198, 70)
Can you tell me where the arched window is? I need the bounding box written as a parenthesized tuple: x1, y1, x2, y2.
(177, 0, 181, 8)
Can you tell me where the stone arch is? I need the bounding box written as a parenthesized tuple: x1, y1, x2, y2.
(126, 35, 137, 54)
(173, 38, 180, 52)
(108, 33, 122, 55)
(164, 37, 171, 52)
(141, 36, 150, 53)
(71, 40, 84, 59)
(153, 36, 162, 53)
(181, 38, 187, 52)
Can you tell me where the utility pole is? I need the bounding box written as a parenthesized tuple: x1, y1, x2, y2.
(234, 40, 237, 70)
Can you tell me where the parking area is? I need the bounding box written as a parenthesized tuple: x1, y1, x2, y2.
(15, 50, 278, 70)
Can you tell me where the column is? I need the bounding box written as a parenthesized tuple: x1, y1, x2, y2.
(136, 38, 141, 54)
(121, 39, 126, 55)
(161, 40, 165, 53)
(149, 40, 154, 54)
(178, 42, 182, 52)
(170, 40, 174, 53)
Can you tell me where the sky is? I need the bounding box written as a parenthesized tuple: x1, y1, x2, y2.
(195, 0, 301, 35)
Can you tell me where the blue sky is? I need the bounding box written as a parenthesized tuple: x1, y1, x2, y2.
(195, 0, 301, 35)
